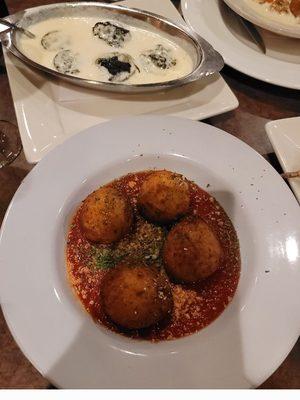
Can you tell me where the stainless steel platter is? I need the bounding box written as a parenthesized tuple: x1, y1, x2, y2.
(2, 2, 224, 93)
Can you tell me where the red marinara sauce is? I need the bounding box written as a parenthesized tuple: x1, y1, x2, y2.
(66, 171, 240, 341)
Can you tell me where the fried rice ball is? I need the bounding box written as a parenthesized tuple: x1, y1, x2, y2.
(163, 218, 222, 283)
(290, 0, 300, 17)
(138, 170, 190, 224)
(80, 186, 133, 243)
(102, 265, 173, 329)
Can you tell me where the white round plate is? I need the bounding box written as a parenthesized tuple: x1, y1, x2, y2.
(181, 0, 300, 90)
(0, 116, 300, 389)
(223, 0, 300, 39)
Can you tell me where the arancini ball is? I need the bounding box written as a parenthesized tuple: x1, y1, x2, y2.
(290, 0, 300, 17)
(138, 170, 190, 224)
(163, 218, 222, 283)
(80, 186, 133, 243)
(102, 265, 173, 330)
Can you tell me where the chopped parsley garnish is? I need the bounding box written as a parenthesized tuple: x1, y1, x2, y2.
(92, 248, 124, 270)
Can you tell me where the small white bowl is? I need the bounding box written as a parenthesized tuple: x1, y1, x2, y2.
(223, 0, 300, 38)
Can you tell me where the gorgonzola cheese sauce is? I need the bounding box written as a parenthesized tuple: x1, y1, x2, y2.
(18, 16, 194, 84)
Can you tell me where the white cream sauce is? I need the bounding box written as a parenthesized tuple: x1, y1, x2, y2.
(246, 0, 300, 26)
(18, 16, 194, 84)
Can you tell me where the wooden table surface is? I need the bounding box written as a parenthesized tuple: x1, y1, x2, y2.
(0, 0, 299, 390)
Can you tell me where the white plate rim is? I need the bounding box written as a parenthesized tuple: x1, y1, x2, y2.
(181, 0, 300, 90)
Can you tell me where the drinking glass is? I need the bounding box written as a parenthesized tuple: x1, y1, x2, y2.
(0, 120, 22, 168)
(0, 0, 22, 168)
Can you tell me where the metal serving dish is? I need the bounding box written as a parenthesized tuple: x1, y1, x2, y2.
(3, 2, 224, 93)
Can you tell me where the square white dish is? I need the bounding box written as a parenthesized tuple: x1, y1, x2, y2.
(266, 117, 300, 203)
(1, 116, 300, 388)
(3, 0, 238, 163)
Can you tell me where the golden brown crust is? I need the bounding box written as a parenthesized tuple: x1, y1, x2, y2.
(163, 217, 222, 283)
(137, 170, 190, 224)
(79, 186, 133, 243)
(101, 264, 173, 329)
(290, 0, 300, 16)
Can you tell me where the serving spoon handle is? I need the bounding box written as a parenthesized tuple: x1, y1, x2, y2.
(0, 18, 35, 38)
